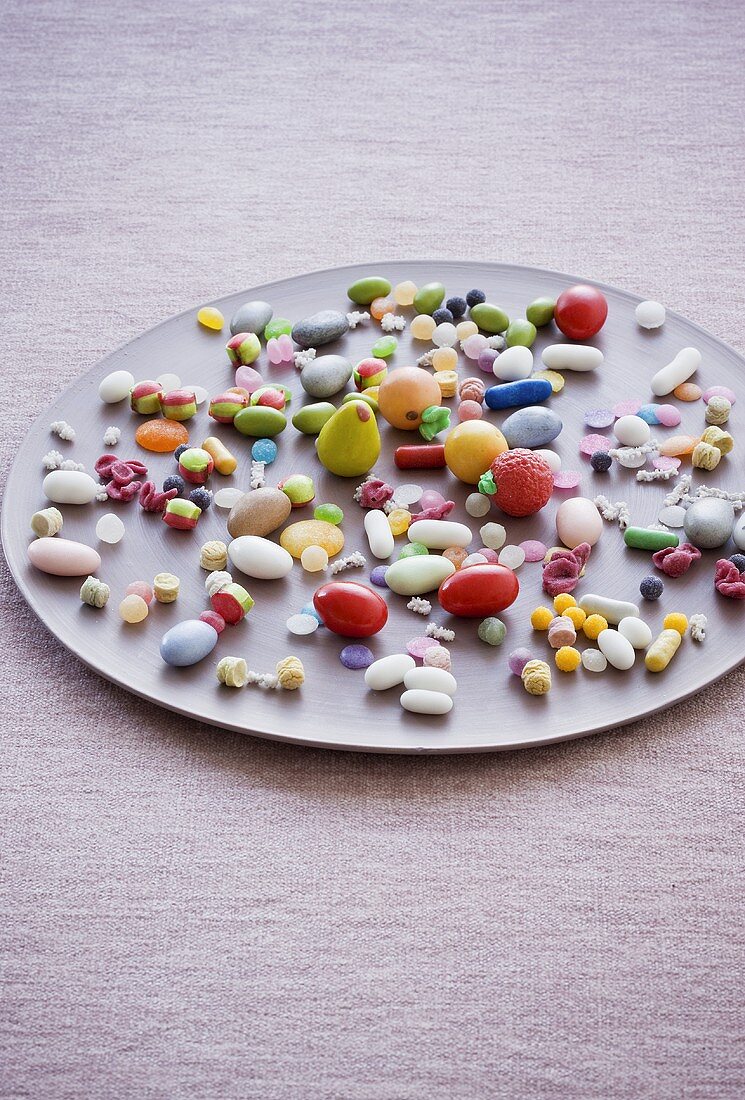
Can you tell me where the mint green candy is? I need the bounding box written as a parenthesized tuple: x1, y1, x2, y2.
(526, 297, 556, 327)
(505, 319, 537, 348)
(233, 406, 287, 437)
(291, 402, 336, 435)
(372, 336, 397, 359)
(342, 391, 378, 410)
(347, 276, 391, 305)
(398, 542, 429, 559)
(314, 503, 344, 525)
(624, 527, 679, 551)
(413, 282, 445, 315)
(478, 617, 506, 646)
(470, 302, 509, 333)
(264, 318, 292, 340)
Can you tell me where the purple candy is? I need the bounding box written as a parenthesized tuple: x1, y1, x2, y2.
(476, 547, 499, 562)
(655, 403, 682, 427)
(520, 539, 548, 562)
(553, 471, 581, 489)
(702, 385, 736, 405)
(406, 636, 439, 661)
(369, 565, 389, 587)
(234, 364, 263, 393)
(653, 456, 681, 471)
(418, 489, 446, 511)
(340, 645, 374, 670)
(584, 408, 615, 429)
(508, 648, 533, 677)
(477, 348, 499, 373)
(613, 398, 642, 418)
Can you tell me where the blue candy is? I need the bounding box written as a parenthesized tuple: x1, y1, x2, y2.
(500, 405, 563, 449)
(637, 404, 662, 425)
(300, 602, 324, 625)
(160, 619, 219, 667)
(484, 378, 553, 410)
(251, 438, 278, 464)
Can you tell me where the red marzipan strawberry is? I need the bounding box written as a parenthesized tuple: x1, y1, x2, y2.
(487, 449, 554, 517)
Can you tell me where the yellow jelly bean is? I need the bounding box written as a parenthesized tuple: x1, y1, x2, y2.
(645, 628, 682, 672)
(202, 436, 237, 476)
(197, 306, 225, 331)
(387, 508, 412, 536)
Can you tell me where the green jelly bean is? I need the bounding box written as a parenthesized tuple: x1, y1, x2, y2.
(233, 406, 287, 437)
(398, 542, 429, 559)
(264, 318, 293, 340)
(342, 391, 378, 410)
(347, 276, 391, 305)
(413, 282, 445, 315)
(314, 503, 344, 525)
(478, 616, 507, 646)
(505, 319, 537, 348)
(470, 302, 509, 333)
(291, 402, 336, 435)
(624, 527, 679, 551)
(526, 297, 556, 327)
(372, 335, 398, 359)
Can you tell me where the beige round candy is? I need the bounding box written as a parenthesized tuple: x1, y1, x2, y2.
(300, 545, 329, 572)
(119, 593, 149, 623)
(393, 280, 417, 306)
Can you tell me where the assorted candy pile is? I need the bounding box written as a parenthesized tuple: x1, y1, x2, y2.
(24, 272, 745, 727)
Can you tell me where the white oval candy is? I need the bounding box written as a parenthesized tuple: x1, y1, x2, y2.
(618, 616, 653, 649)
(408, 519, 472, 550)
(533, 448, 561, 472)
(404, 667, 457, 696)
(614, 414, 651, 447)
(364, 508, 394, 559)
(95, 513, 125, 544)
(400, 689, 454, 715)
(541, 344, 603, 371)
(556, 497, 603, 549)
(384, 554, 455, 595)
(578, 593, 640, 624)
(650, 347, 701, 397)
(365, 654, 416, 691)
(98, 369, 135, 403)
(42, 470, 98, 505)
(228, 535, 293, 579)
(733, 512, 745, 551)
(492, 345, 533, 381)
(635, 300, 666, 329)
(598, 628, 636, 670)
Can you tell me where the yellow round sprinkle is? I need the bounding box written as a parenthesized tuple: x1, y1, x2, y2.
(456, 320, 478, 340)
(410, 314, 436, 341)
(388, 508, 412, 536)
(533, 369, 565, 393)
(663, 612, 688, 635)
(197, 305, 224, 331)
(553, 593, 577, 613)
(583, 613, 608, 640)
(432, 347, 458, 372)
(530, 606, 554, 630)
(555, 646, 582, 672)
(563, 605, 586, 630)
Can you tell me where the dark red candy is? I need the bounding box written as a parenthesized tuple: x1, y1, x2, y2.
(313, 581, 388, 637)
(394, 444, 446, 469)
(139, 480, 178, 513)
(554, 284, 608, 340)
(106, 480, 142, 501)
(714, 558, 745, 599)
(438, 563, 519, 617)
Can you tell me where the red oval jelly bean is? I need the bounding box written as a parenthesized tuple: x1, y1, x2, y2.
(313, 581, 388, 637)
(437, 563, 519, 617)
(394, 444, 446, 469)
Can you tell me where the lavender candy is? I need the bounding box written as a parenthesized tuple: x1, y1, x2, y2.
(340, 645, 375, 670)
(369, 565, 389, 587)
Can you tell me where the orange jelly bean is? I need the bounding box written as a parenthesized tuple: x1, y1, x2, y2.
(135, 418, 189, 453)
(658, 433, 700, 457)
(673, 382, 703, 401)
(442, 546, 469, 569)
(370, 296, 396, 320)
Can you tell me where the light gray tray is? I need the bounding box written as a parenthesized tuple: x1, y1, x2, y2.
(3, 262, 744, 752)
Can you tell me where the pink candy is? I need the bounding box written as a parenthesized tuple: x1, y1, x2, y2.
(458, 400, 483, 421)
(520, 539, 548, 562)
(703, 386, 736, 405)
(95, 454, 148, 482)
(613, 398, 642, 418)
(125, 580, 153, 605)
(266, 334, 294, 364)
(106, 480, 142, 501)
(652, 542, 701, 578)
(139, 480, 178, 513)
(234, 364, 262, 393)
(407, 636, 440, 661)
(655, 404, 682, 427)
(200, 609, 227, 633)
(417, 500, 455, 521)
(476, 547, 499, 563)
(358, 478, 394, 509)
(714, 559, 745, 599)
(653, 456, 681, 471)
(542, 542, 592, 596)
(580, 434, 611, 456)
(553, 471, 581, 489)
(423, 646, 452, 671)
(419, 489, 446, 511)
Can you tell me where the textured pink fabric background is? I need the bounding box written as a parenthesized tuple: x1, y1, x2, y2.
(2, 1, 745, 1097)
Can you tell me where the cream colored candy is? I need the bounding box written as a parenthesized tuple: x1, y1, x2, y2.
(228, 535, 293, 579)
(598, 628, 636, 671)
(541, 344, 603, 371)
(365, 654, 416, 691)
(42, 470, 98, 505)
(119, 593, 149, 623)
(384, 555, 455, 596)
(216, 656, 248, 687)
(617, 616, 653, 649)
(403, 667, 457, 696)
(153, 572, 180, 603)
(79, 575, 110, 608)
(578, 593, 640, 625)
(364, 508, 395, 559)
(200, 540, 228, 571)
(650, 347, 701, 397)
(408, 519, 472, 550)
(30, 507, 63, 538)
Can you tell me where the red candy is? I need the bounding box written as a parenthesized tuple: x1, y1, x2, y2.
(106, 480, 142, 501)
(437, 563, 519, 617)
(652, 542, 701, 578)
(484, 449, 553, 518)
(199, 609, 226, 633)
(417, 500, 455, 521)
(394, 444, 446, 469)
(313, 581, 388, 637)
(94, 454, 148, 480)
(542, 542, 592, 596)
(139, 481, 178, 513)
(554, 284, 608, 340)
(358, 478, 394, 509)
(714, 559, 745, 599)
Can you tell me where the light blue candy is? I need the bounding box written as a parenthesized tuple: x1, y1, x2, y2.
(160, 620, 219, 667)
(500, 405, 563, 448)
(484, 378, 553, 410)
(301, 602, 324, 625)
(251, 438, 278, 464)
(637, 403, 661, 425)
